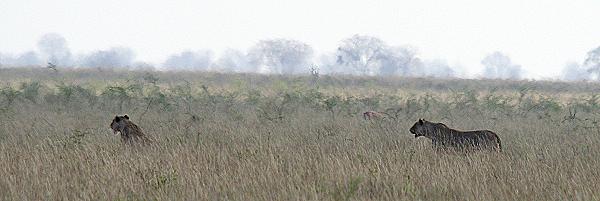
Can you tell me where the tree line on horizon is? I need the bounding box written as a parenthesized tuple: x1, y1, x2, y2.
(1, 33, 599, 81)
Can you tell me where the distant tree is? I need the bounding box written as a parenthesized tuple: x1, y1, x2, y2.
(15, 51, 43, 66)
(332, 35, 424, 76)
(560, 62, 589, 81)
(481, 51, 522, 79)
(247, 39, 313, 74)
(213, 49, 249, 72)
(37, 33, 72, 66)
(380, 46, 423, 76)
(81, 47, 135, 69)
(422, 59, 455, 78)
(131, 62, 155, 71)
(335, 35, 387, 76)
(0, 51, 43, 67)
(584, 46, 600, 80)
(163, 50, 212, 71)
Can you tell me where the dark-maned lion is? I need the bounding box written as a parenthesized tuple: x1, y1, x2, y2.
(110, 115, 152, 145)
(409, 119, 501, 152)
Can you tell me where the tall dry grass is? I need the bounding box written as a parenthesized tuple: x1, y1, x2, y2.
(0, 68, 599, 200)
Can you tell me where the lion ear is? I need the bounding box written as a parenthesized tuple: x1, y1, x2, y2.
(114, 116, 121, 122)
(124, 115, 129, 119)
(418, 119, 423, 125)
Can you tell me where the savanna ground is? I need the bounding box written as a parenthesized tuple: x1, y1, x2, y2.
(1, 67, 600, 200)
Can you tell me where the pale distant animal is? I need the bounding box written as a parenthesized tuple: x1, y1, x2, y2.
(409, 119, 501, 152)
(363, 111, 385, 120)
(110, 115, 152, 145)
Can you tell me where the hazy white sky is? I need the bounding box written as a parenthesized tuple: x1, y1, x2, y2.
(1, 0, 599, 78)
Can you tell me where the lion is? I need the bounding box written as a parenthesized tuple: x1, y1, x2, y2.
(110, 115, 152, 145)
(409, 119, 501, 152)
(363, 111, 385, 120)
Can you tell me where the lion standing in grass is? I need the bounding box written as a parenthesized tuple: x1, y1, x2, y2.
(110, 115, 152, 145)
(409, 119, 501, 152)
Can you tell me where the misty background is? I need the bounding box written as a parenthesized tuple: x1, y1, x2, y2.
(1, 33, 599, 81)
(1, 0, 599, 81)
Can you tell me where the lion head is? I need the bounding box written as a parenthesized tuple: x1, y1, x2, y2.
(110, 114, 129, 135)
(409, 119, 440, 138)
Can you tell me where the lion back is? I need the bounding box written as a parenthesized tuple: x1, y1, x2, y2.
(124, 121, 152, 144)
(474, 130, 501, 152)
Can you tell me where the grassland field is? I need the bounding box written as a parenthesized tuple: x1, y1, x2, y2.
(1, 67, 600, 200)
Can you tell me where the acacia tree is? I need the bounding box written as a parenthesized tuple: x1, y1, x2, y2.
(247, 39, 313, 74)
(333, 35, 422, 76)
(481, 51, 522, 79)
(37, 33, 72, 66)
(584, 46, 600, 80)
(335, 35, 387, 76)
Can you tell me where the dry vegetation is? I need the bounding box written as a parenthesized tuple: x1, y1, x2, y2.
(1, 68, 600, 200)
